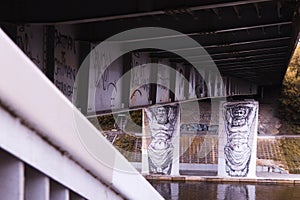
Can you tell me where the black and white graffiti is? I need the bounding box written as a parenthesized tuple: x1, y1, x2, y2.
(87, 43, 123, 112)
(145, 105, 179, 174)
(16, 24, 44, 72)
(223, 102, 257, 177)
(53, 26, 79, 102)
(129, 52, 151, 107)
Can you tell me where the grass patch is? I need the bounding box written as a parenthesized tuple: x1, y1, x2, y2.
(279, 138, 300, 174)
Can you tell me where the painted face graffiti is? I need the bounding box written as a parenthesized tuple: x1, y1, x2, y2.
(223, 102, 257, 177)
(145, 105, 179, 175)
(156, 106, 168, 124)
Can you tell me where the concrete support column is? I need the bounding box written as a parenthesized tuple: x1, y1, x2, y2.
(142, 109, 149, 174)
(218, 101, 258, 178)
(142, 104, 180, 175)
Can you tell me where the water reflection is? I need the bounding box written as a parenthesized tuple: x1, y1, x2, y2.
(217, 185, 255, 200)
(154, 182, 179, 200)
(150, 181, 300, 200)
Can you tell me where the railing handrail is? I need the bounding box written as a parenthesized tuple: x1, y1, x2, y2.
(0, 28, 163, 200)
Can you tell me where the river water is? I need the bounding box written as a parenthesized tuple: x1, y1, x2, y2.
(150, 180, 300, 200)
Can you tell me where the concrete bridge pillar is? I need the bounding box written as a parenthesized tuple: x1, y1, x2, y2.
(142, 104, 180, 175)
(218, 101, 259, 178)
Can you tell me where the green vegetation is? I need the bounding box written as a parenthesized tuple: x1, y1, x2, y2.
(279, 138, 300, 174)
(89, 110, 142, 132)
(279, 44, 300, 134)
(114, 134, 139, 152)
(95, 114, 115, 130)
(125, 110, 142, 133)
(114, 134, 141, 162)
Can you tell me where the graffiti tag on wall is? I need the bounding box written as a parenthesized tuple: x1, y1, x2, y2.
(16, 24, 44, 71)
(129, 52, 151, 107)
(54, 26, 79, 101)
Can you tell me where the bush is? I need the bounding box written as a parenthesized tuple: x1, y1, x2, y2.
(114, 134, 137, 152)
(279, 45, 300, 134)
(96, 114, 115, 130)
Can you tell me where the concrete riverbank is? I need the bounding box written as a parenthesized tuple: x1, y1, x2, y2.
(145, 172, 300, 185)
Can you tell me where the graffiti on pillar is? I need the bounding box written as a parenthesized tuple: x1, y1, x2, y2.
(223, 102, 257, 177)
(87, 43, 123, 112)
(129, 52, 151, 107)
(16, 24, 44, 72)
(54, 26, 79, 102)
(145, 105, 179, 174)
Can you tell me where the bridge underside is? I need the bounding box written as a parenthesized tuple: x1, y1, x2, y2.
(1, 2, 300, 199)
(1, 0, 300, 86)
